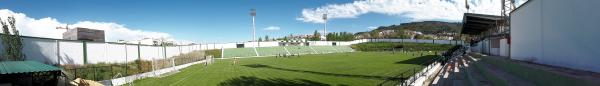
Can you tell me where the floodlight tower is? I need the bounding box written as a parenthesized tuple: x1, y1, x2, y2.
(501, 0, 516, 34)
(251, 9, 257, 43)
(501, 0, 516, 58)
(322, 13, 327, 41)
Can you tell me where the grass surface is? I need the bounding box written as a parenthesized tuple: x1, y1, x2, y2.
(472, 61, 509, 86)
(133, 52, 437, 86)
(474, 54, 597, 86)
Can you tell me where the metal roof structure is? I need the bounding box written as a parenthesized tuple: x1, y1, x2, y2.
(461, 13, 504, 35)
(0, 61, 61, 74)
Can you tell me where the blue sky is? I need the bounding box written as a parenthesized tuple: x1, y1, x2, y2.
(0, 0, 510, 43)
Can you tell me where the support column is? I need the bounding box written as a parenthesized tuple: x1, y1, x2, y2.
(56, 40, 60, 66)
(83, 41, 88, 64)
(138, 42, 141, 61)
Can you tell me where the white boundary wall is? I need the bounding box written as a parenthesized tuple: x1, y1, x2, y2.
(257, 41, 279, 47)
(58, 41, 85, 65)
(511, 0, 600, 72)
(21, 38, 59, 64)
(0, 36, 207, 65)
(1, 36, 463, 65)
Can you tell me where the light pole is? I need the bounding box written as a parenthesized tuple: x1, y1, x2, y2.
(251, 9, 260, 56)
(322, 13, 327, 41)
(251, 9, 257, 44)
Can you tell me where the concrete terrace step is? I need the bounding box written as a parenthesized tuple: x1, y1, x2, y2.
(430, 54, 500, 86)
(467, 54, 537, 86)
(431, 56, 473, 86)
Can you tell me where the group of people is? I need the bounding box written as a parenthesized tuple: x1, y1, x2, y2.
(275, 53, 299, 58)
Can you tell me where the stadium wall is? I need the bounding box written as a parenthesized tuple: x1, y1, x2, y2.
(510, 0, 600, 72)
(258, 41, 279, 47)
(309, 41, 333, 46)
(0, 36, 204, 65)
(1, 34, 463, 66)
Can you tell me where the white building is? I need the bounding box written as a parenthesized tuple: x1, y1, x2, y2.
(509, 0, 600, 73)
(464, 0, 600, 73)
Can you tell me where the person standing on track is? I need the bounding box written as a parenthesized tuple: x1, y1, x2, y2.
(232, 58, 240, 65)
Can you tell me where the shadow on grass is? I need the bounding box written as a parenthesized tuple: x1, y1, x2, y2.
(243, 64, 403, 80)
(218, 76, 330, 86)
(395, 55, 437, 65)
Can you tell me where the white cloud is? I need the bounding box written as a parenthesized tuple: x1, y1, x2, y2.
(367, 26, 378, 30)
(69, 21, 171, 41)
(297, 0, 524, 23)
(263, 26, 281, 31)
(0, 9, 173, 42)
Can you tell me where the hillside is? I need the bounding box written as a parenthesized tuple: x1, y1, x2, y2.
(356, 21, 462, 39)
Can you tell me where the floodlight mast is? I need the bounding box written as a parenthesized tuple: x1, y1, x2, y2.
(322, 13, 327, 41)
(501, 0, 516, 58)
(251, 9, 256, 43)
(501, 0, 516, 34)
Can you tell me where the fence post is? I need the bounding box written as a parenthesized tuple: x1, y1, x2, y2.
(56, 40, 61, 66)
(83, 41, 88, 64)
(179, 45, 182, 56)
(152, 58, 155, 75)
(94, 67, 98, 80)
(163, 45, 167, 59)
(111, 66, 114, 79)
(138, 42, 142, 72)
(125, 64, 129, 77)
(75, 69, 78, 79)
(171, 58, 175, 72)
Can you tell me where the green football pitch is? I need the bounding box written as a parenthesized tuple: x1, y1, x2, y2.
(133, 51, 436, 86)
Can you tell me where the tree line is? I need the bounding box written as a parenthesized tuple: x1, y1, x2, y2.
(0, 16, 24, 61)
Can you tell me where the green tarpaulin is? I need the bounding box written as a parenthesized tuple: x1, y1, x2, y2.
(0, 61, 61, 74)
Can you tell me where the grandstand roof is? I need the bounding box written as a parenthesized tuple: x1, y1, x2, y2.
(461, 13, 504, 35)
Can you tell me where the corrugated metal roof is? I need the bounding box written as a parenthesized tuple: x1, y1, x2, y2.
(461, 13, 504, 35)
(0, 61, 61, 74)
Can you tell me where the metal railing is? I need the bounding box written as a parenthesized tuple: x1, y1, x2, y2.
(378, 45, 466, 86)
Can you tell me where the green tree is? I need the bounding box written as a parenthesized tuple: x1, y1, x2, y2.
(258, 38, 263, 42)
(325, 32, 333, 41)
(264, 35, 269, 41)
(1, 16, 24, 61)
(310, 30, 321, 41)
(324, 32, 355, 41)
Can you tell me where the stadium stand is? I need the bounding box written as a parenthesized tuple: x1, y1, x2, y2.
(285, 46, 316, 54)
(222, 48, 257, 58)
(256, 47, 288, 56)
(311, 46, 339, 53)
